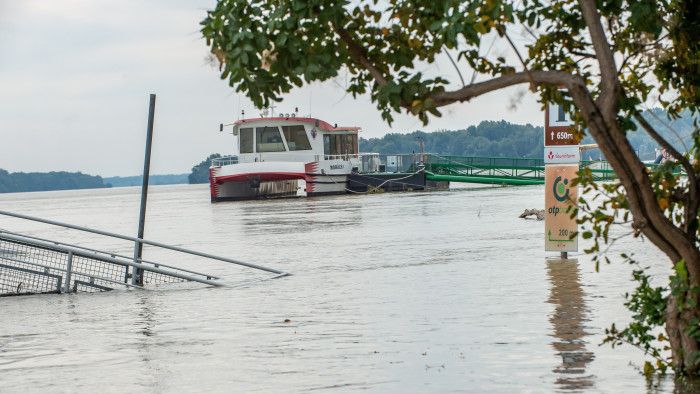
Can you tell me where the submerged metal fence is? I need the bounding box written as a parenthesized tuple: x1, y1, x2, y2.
(0, 232, 210, 296)
(0, 210, 291, 297)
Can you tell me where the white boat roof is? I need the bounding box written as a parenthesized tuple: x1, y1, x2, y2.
(233, 117, 361, 132)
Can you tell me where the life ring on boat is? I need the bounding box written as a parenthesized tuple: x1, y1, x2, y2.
(662, 149, 671, 160)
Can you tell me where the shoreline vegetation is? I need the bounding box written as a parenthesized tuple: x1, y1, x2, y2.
(0, 171, 190, 194)
(104, 174, 188, 187)
(1, 113, 692, 194)
(0, 169, 111, 193)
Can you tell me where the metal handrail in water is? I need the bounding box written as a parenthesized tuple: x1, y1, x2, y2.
(0, 229, 219, 280)
(0, 210, 290, 276)
(0, 232, 222, 288)
(0, 209, 292, 296)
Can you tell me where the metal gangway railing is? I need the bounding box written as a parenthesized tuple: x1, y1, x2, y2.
(420, 154, 677, 185)
(0, 210, 291, 297)
(423, 155, 546, 185)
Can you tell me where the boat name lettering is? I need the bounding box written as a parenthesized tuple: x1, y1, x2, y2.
(330, 164, 344, 170)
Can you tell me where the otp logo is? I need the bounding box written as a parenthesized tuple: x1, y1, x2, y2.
(553, 176, 570, 202)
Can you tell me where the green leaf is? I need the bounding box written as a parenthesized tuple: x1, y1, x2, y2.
(527, 12, 536, 26)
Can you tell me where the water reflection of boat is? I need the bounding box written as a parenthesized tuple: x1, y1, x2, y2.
(546, 258, 595, 390)
(209, 114, 446, 202)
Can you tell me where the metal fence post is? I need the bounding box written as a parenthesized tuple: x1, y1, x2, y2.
(133, 94, 156, 286)
(63, 251, 74, 293)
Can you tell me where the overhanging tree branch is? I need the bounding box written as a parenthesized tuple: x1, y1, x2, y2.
(332, 24, 389, 88)
(430, 70, 582, 107)
(633, 111, 694, 175)
(633, 111, 699, 241)
(579, 0, 620, 118)
(442, 45, 466, 87)
(499, 25, 536, 91)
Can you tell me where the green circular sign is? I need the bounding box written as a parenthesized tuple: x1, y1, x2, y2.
(557, 183, 566, 195)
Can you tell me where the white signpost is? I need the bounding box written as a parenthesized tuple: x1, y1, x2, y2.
(544, 101, 579, 256)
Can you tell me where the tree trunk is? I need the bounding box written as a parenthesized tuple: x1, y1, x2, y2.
(570, 0, 700, 374)
(566, 81, 700, 374)
(667, 256, 700, 374)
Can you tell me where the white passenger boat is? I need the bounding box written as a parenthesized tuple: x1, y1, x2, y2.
(209, 114, 443, 202)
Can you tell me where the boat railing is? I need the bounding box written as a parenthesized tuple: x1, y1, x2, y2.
(234, 153, 324, 163)
(324, 154, 359, 161)
(212, 156, 239, 166)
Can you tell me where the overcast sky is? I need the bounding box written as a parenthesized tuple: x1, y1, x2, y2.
(0, 0, 543, 177)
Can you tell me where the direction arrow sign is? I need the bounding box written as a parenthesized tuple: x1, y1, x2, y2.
(545, 102, 579, 146)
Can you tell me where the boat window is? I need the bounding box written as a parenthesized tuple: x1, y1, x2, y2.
(256, 126, 285, 152)
(323, 134, 358, 156)
(239, 128, 254, 153)
(281, 125, 311, 150)
(348, 134, 358, 155)
(323, 135, 331, 155)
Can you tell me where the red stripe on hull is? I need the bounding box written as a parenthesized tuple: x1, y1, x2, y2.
(209, 167, 220, 198)
(304, 162, 320, 193)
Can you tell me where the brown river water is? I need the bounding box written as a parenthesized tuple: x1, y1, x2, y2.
(0, 183, 697, 393)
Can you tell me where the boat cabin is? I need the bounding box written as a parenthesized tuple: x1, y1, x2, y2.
(232, 117, 359, 162)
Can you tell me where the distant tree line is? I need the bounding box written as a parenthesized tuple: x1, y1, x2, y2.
(360, 120, 544, 158)
(104, 174, 189, 187)
(0, 169, 110, 193)
(189, 154, 221, 184)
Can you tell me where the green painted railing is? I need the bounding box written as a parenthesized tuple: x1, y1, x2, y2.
(422, 154, 682, 185)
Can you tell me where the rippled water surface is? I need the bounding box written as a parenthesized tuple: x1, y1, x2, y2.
(0, 184, 693, 392)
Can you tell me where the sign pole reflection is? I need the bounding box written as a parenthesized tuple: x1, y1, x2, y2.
(546, 258, 595, 389)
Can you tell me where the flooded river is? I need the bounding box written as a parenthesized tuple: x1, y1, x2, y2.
(0, 183, 692, 392)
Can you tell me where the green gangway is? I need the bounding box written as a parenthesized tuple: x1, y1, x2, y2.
(421, 154, 622, 186)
